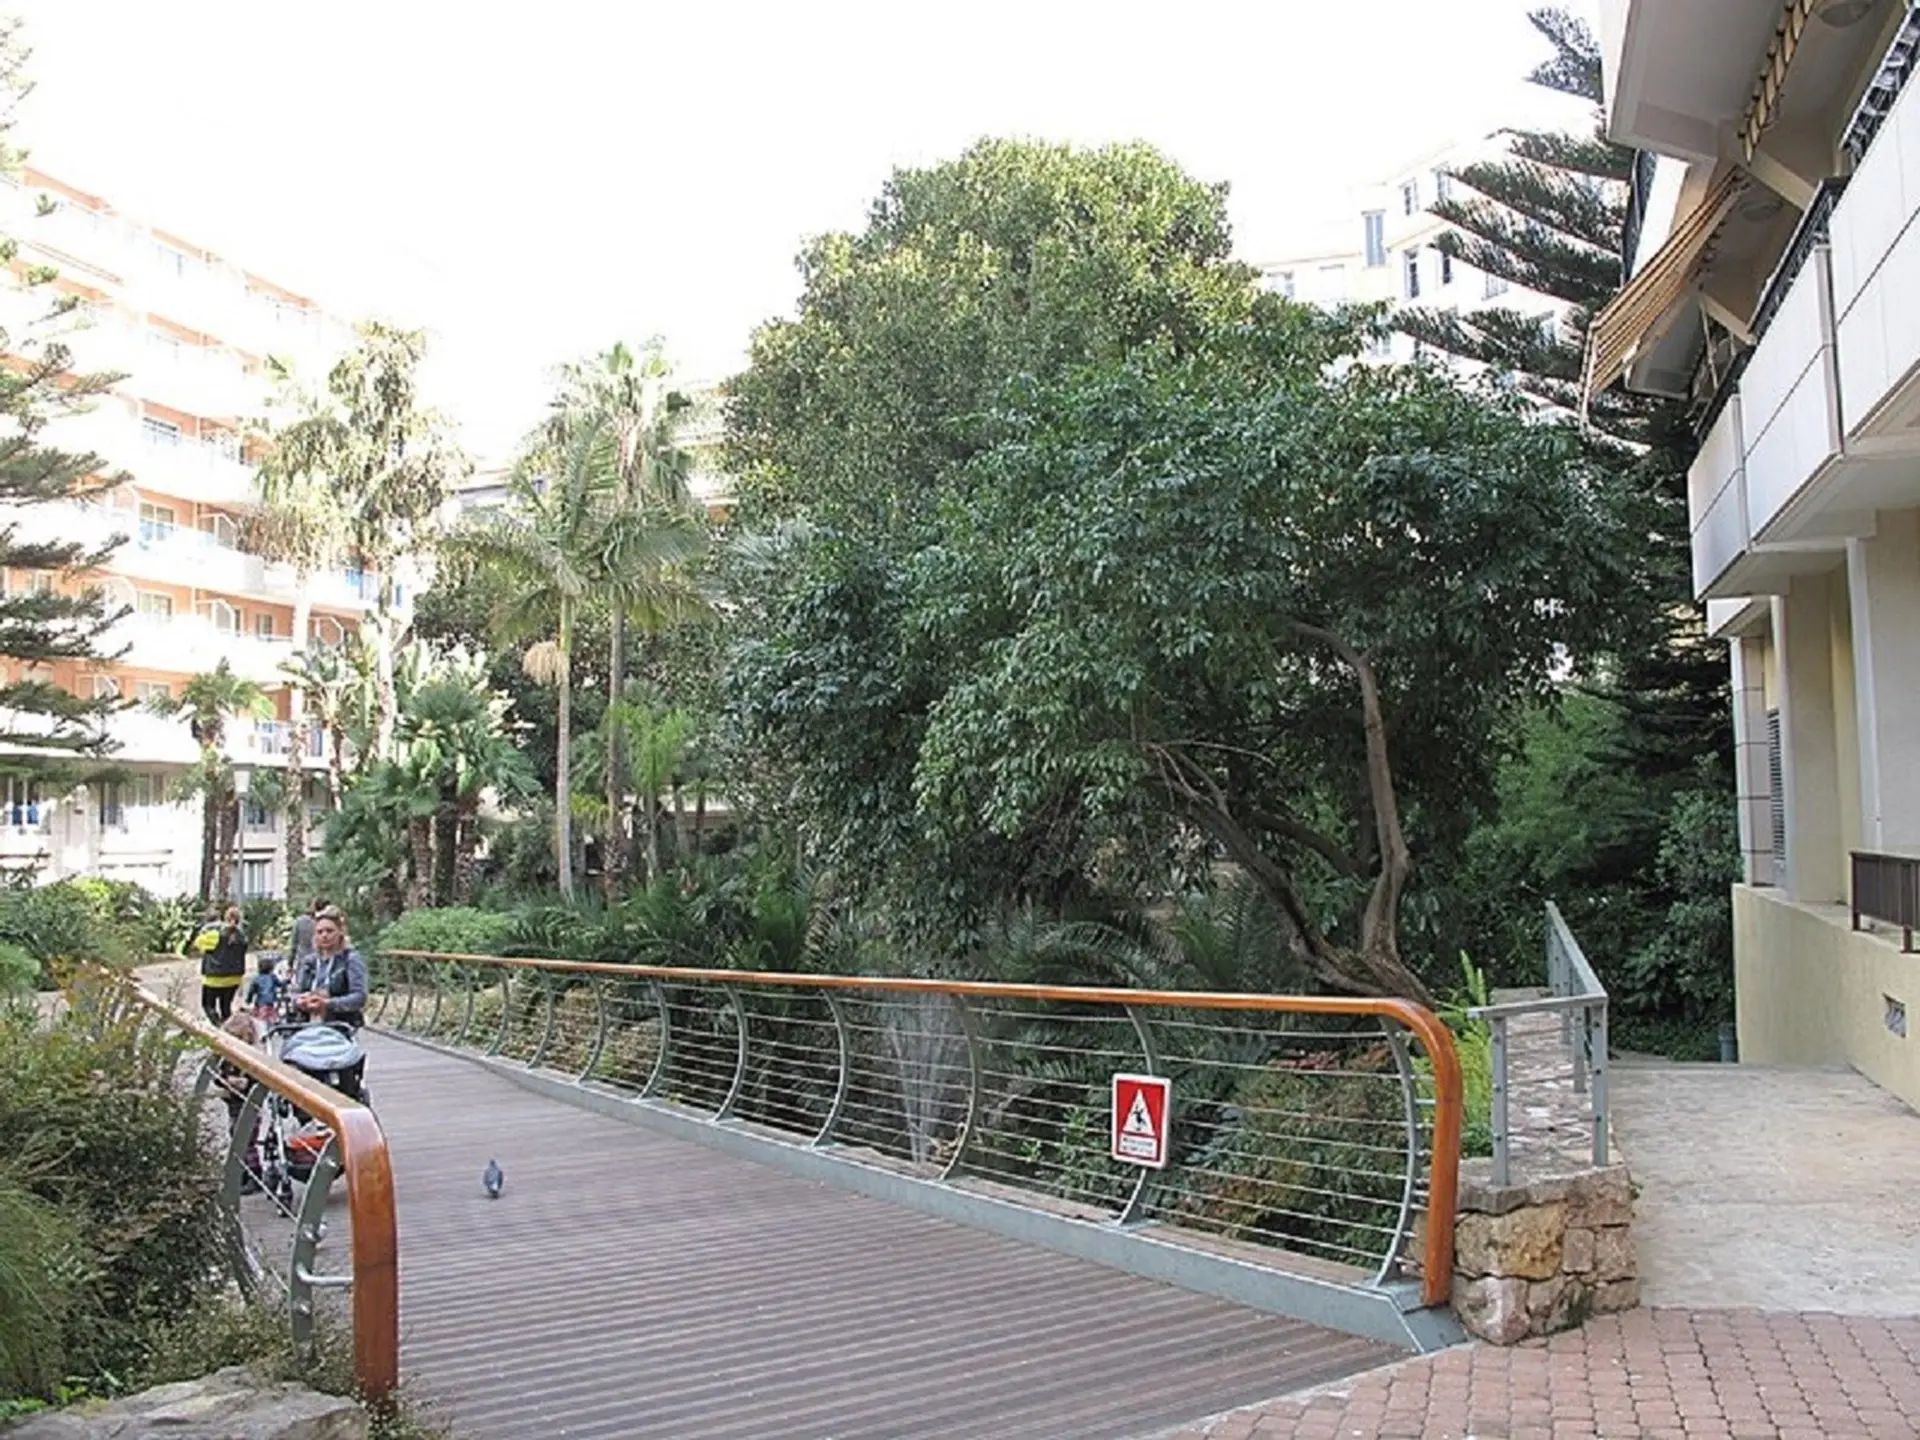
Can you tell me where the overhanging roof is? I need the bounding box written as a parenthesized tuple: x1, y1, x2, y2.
(1585, 169, 1745, 402)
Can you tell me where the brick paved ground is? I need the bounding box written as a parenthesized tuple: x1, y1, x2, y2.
(1166, 1309, 1920, 1440)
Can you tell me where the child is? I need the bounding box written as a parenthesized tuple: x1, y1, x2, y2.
(217, 1011, 266, 1195)
(244, 953, 283, 1022)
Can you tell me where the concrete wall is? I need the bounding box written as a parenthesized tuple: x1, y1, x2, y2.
(1734, 885, 1920, 1111)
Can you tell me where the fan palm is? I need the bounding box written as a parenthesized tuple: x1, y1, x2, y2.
(146, 660, 272, 902)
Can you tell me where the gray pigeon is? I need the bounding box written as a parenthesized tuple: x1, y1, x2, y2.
(482, 1159, 503, 1199)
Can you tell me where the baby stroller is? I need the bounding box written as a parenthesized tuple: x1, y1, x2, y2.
(258, 1020, 369, 1207)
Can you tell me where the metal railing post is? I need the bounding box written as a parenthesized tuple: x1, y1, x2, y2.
(715, 985, 748, 1120)
(941, 994, 983, 1181)
(1116, 1004, 1162, 1226)
(529, 974, 558, 1070)
(642, 979, 672, 1098)
(815, 989, 851, 1147)
(1592, 1003, 1610, 1169)
(1573, 1006, 1590, 1096)
(1376, 1023, 1423, 1288)
(1489, 1014, 1511, 1188)
(579, 977, 609, 1083)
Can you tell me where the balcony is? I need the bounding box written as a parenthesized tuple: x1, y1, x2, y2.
(1741, 244, 1843, 541)
(108, 613, 295, 684)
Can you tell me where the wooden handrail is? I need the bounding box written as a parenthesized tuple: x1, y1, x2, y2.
(382, 948, 1463, 1306)
(110, 974, 400, 1402)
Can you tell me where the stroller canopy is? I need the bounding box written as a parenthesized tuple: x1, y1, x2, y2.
(280, 1025, 365, 1074)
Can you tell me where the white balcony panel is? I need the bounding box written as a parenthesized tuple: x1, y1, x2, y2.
(1740, 247, 1831, 444)
(1837, 213, 1920, 443)
(107, 615, 294, 684)
(1742, 249, 1841, 541)
(1693, 462, 1750, 599)
(1688, 393, 1743, 524)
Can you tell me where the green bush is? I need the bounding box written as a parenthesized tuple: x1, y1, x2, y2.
(135, 895, 201, 958)
(0, 879, 132, 986)
(0, 942, 35, 998)
(0, 981, 225, 1391)
(373, 907, 516, 958)
(0, 1153, 84, 1399)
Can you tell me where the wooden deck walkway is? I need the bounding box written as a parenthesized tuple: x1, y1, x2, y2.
(341, 1033, 1399, 1439)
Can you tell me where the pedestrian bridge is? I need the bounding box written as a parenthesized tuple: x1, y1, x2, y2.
(126, 955, 1473, 1438)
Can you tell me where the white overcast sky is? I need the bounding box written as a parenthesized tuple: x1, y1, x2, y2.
(11, 1, 1597, 465)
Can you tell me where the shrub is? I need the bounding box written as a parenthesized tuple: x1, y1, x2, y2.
(0, 943, 35, 998)
(0, 879, 131, 986)
(0, 1152, 83, 1399)
(373, 907, 516, 958)
(241, 898, 290, 951)
(0, 980, 225, 1389)
(134, 895, 201, 958)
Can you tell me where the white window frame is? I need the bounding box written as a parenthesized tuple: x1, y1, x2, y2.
(1363, 210, 1387, 268)
(254, 612, 276, 641)
(134, 679, 171, 704)
(1401, 180, 1419, 216)
(91, 674, 120, 700)
(1483, 270, 1509, 300)
(136, 591, 174, 621)
(1403, 251, 1421, 300)
(240, 858, 272, 899)
(200, 598, 239, 634)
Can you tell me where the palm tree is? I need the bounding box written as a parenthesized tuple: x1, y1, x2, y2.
(540, 341, 707, 895)
(442, 420, 610, 900)
(147, 660, 272, 902)
(255, 324, 469, 763)
(395, 665, 533, 905)
(278, 644, 355, 811)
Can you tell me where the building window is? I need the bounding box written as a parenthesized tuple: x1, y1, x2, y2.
(1271, 269, 1295, 299)
(91, 674, 120, 700)
(1483, 269, 1509, 299)
(1434, 171, 1451, 204)
(6, 777, 43, 830)
(202, 512, 240, 548)
(150, 241, 189, 278)
(1363, 210, 1386, 268)
(1401, 180, 1419, 216)
(140, 416, 181, 447)
(136, 591, 174, 621)
(134, 679, 171, 704)
(202, 599, 238, 634)
(26, 572, 53, 596)
(240, 859, 272, 898)
(97, 782, 125, 830)
(137, 501, 176, 544)
(1403, 251, 1421, 300)
(254, 612, 276, 641)
(243, 799, 276, 831)
(1440, 251, 1455, 286)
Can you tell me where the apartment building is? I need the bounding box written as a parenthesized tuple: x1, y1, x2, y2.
(0, 168, 411, 900)
(1586, 0, 1920, 1106)
(1256, 136, 1565, 364)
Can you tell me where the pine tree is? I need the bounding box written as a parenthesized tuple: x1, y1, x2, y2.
(0, 18, 126, 791)
(1398, 6, 1727, 784)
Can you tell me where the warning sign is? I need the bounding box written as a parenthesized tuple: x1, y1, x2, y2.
(1110, 1072, 1172, 1168)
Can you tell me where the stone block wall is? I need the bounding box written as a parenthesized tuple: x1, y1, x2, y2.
(1450, 1161, 1639, 1344)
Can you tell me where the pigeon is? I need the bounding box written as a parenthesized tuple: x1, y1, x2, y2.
(482, 1159, 503, 1200)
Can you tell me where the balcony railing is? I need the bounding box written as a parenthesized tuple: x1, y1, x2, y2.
(1852, 851, 1920, 952)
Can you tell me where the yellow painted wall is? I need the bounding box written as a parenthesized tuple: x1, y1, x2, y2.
(1734, 885, 1920, 1111)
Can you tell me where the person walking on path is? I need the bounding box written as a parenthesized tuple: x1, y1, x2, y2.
(290, 895, 324, 973)
(190, 905, 248, 1024)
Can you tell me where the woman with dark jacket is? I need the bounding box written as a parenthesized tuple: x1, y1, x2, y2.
(191, 905, 249, 1024)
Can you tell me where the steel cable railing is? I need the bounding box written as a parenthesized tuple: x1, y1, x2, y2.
(375, 950, 1463, 1305)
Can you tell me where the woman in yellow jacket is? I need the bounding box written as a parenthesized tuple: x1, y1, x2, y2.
(186, 905, 248, 1024)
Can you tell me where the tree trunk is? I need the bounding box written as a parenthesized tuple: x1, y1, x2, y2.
(693, 784, 707, 857)
(671, 782, 686, 871)
(406, 814, 433, 910)
(641, 791, 661, 886)
(555, 660, 574, 901)
(604, 609, 628, 899)
(432, 801, 457, 906)
(452, 802, 480, 903)
(373, 581, 399, 764)
(327, 725, 346, 812)
(198, 777, 218, 904)
(213, 790, 238, 904)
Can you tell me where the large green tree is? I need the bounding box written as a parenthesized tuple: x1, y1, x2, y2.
(727, 138, 1262, 544)
(257, 323, 469, 764)
(0, 20, 126, 789)
(737, 308, 1631, 1000)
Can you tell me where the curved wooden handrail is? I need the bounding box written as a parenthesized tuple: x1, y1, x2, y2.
(383, 948, 1462, 1305)
(110, 974, 400, 1402)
